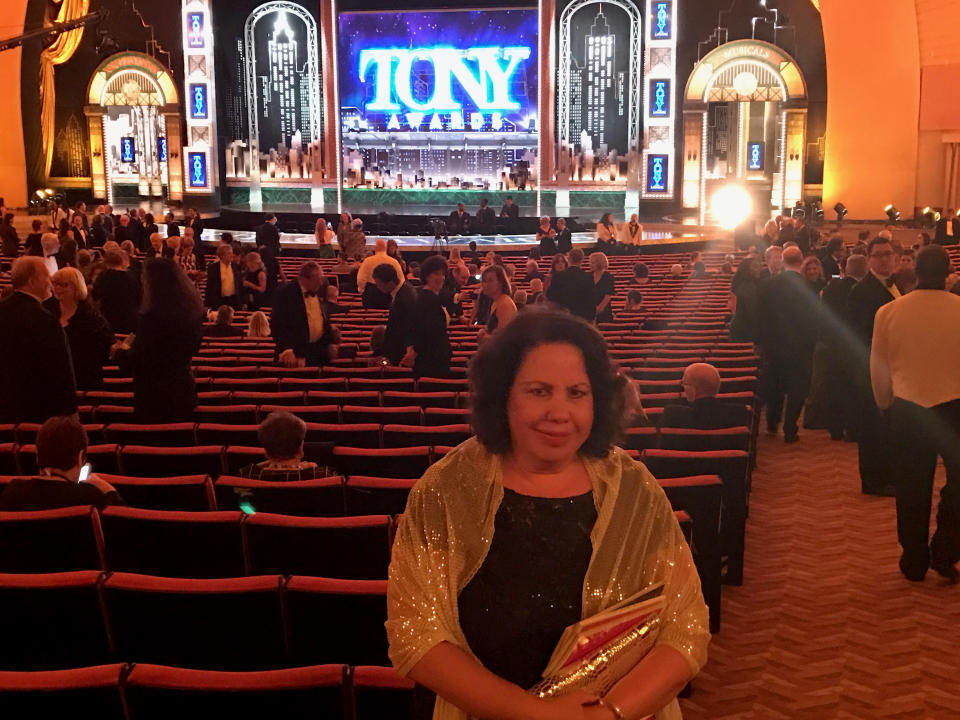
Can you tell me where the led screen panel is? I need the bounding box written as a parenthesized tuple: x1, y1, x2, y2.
(120, 137, 136, 163)
(188, 151, 208, 188)
(338, 9, 539, 187)
(748, 141, 764, 171)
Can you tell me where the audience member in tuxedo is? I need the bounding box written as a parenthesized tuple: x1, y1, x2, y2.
(480, 264, 517, 337)
(45, 268, 113, 390)
(0, 257, 77, 423)
(845, 236, 900, 494)
(205, 243, 243, 310)
(819, 253, 868, 441)
(88, 214, 107, 248)
(256, 213, 282, 258)
(92, 248, 141, 334)
(238, 411, 334, 481)
(620, 213, 643, 246)
(729, 255, 764, 343)
(1, 213, 18, 264)
(146, 232, 172, 259)
(0, 416, 123, 511)
(242, 251, 267, 310)
(870, 245, 960, 581)
(819, 236, 843, 280)
(247, 311, 271, 339)
(448, 203, 471, 235)
(661, 363, 749, 429)
(475, 198, 496, 235)
(801, 255, 826, 294)
(500, 196, 519, 234)
(440, 263, 469, 320)
(49, 200, 67, 230)
(377, 263, 419, 364)
(112, 258, 203, 422)
(758, 246, 821, 442)
(128, 210, 147, 251)
(794, 215, 812, 255)
(934, 211, 959, 245)
(358, 238, 405, 309)
(40, 233, 63, 275)
(113, 212, 133, 245)
(555, 217, 573, 253)
(100, 205, 115, 237)
(24, 219, 44, 256)
(203, 304, 245, 338)
(165, 211, 180, 238)
(407, 254, 452, 378)
(69, 213, 87, 248)
(547, 248, 596, 321)
(760, 244, 783, 280)
(536, 216, 557, 254)
(324, 284, 350, 315)
(185, 207, 204, 242)
(590, 252, 615, 323)
(272, 262, 339, 367)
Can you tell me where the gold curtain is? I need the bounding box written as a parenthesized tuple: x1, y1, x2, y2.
(40, 0, 90, 179)
(945, 142, 960, 212)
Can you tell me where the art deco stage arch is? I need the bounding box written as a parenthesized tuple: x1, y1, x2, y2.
(84, 52, 183, 203)
(681, 39, 808, 220)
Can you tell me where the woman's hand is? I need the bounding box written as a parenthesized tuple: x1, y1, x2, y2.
(530, 691, 609, 720)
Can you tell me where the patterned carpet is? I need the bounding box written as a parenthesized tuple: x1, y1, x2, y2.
(679, 427, 960, 720)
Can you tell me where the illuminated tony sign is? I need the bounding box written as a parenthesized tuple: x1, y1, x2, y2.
(339, 10, 538, 134)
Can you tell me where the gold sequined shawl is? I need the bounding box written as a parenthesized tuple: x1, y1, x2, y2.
(386, 438, 710, 720)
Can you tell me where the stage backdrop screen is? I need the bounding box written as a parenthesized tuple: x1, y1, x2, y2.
(338, 8, 539, 190)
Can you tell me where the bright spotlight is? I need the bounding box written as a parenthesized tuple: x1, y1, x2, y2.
(711, 184, 753, 229)
(885, 204, 900, 223)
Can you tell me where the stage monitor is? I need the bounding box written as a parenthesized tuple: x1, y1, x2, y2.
(338, 8, 539, 188)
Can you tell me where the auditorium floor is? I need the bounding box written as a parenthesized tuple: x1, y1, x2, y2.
(679, 426, 960, 720)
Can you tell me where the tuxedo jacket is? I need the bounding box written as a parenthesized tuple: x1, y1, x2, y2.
(846, 272, 896, 347)
(186, 217, 204, 241)
(547, 267, 596, 321)
(447, 211, 471, 235)
(660, 397, 753, 430)
(0, 292, 77, 423)
(757, 269, 821, 358)
(256, 222, 281, 253)
(205, 262, 244, 309)
(271, 281, 335, 360)
(383, 282, 419, 364)
(475, 206, 496, 234)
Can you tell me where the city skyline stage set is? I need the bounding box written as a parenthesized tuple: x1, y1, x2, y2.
(22, 0, 828, 253)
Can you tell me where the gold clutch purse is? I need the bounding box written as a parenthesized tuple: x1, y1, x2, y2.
(530, 584, 664, 699)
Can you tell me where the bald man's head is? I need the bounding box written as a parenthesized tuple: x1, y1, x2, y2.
(375, 237, 387, 253)
(682, 363, 721, 402)
(782, 246, 804, 270)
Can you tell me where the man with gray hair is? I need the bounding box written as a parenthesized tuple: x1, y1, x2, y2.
(0, 257, 77, 422)
(759, 245, 821, 442)
(662, 362, 752, 429)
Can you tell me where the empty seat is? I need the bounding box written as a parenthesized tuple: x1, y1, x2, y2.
(352, 666, 416, 720)
(194, 405, 259, 424)
(215, 475, 345, 517)
(246, 513, 391, 579)
(306, 423, 381, 448)
(100, 507, 245, 578)
(659, 426, 751, 452)
(261, 404, 341, 423)
(622, 426, 659, 451)
(0, 506, 104, 573)
(284, 577, 390, 667)
(210, 377, 280, 393)
(92, 405, 136, 424)
(196, 424, 261, 446)
(232, 391, 305, 407)
(421, 407, 470, 425)
(120, 446, 224, 478)
(383, 391, 458, 408)
(0, 571, 111, 669)
(342, 405, 421, 426)
(417, 377, 469, 393)
(334, 447, 431, 479)
(307, 390, 380, 407)
(382, 424, 471, 449)
(102, 573, 286, 670)
(0, 664, 125, 718)
(349, 377, 416, 392)
(96, 475, 215, 511)
(104, 423, 197, 447)
(344, 477, 416, 516)
(278, 377, 348, 393)
(124, 664, 347, 720)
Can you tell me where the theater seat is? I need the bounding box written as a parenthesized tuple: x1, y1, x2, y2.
(659, 426, 751, 452)
(622, 426, 659, 451)
(341, 405, 421, 426)
(96, 474, 216, 511)
(0, 506, 104, 573)
(196, 424, 261, 446)
(382, 424, 471, 449)
(352, 666, 416, 720)
(124, 664, 347, 720)
(284, 577, 390, 667)
(120, 446, 224, 478)
(194, 404, 259, 425)
(382, 391, 458, 408)
(306, 423, 381, 448)
(344, 477, 416, 517)
(244, 514, 391, 579)
(333, 447, 431, 479)
(215, 475, 345, 517)
(422, 407, 470, 426)
(102, 573, 286, 670)
(261, 405, 340, 423)
(0, 664, 125, 718)
(16, 444, 120, 476)
(104, 423, 197, 447)
(100, 507, 245, 578)
(0, 571, 111, 670)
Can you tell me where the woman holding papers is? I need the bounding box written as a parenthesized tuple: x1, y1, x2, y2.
(387, 308, 709, 720)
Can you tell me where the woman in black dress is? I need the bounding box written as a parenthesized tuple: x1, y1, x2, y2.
(47, 268, 113, 390)
(113, 258, 203, 422)
(589, 251, 615, 323)
(242, 251, 267, 310)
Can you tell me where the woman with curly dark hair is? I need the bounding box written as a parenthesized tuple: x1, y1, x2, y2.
(387, 308, 709, 720)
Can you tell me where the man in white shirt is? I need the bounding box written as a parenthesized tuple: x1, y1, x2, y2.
(356, 238, 404, 309)
(871, 245, 960, 583)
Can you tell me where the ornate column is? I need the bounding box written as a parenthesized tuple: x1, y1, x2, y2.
(319, 0, 342, 210)
(538, 0, 556, 188)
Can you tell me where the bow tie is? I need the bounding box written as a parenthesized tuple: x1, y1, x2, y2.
(885, 277, 896, 288)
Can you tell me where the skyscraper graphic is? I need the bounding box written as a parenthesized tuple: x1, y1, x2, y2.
(570, 58, 584, 147)
(584, 7, 615, 147)
(266, 11, 300, 149)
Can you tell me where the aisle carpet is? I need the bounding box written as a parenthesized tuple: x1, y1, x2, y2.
(679, 428, 960, 720)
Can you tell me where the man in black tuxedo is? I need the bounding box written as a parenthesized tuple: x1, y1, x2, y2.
(185, 208, 204, 242)
(165, 212, 180, 238)
(205, 244, 244, 310)
(934, 211, 959, 245)
(0, 257, 77, 423)
(447, 203, 471, 235)
(794, 215, 812, 255)
(272, 262, 338, 367)
(376, 263, 419, 365)
(846, 235, 900, 494)
(546, 248, 596, 321)
(24, 219, 44, 256)
(661, 363, 752, 429)
(475, 198, 496, 235)
(757, 246, 821, 442)
(555, 217, 573, 253)
(113, 213, 134, 245)
(92, 249, 140, 334)
(256, 214, 281, 256)
(820, 253, 868, 441)
(88, 215, 108, 248)
(500, 196, 520, 234)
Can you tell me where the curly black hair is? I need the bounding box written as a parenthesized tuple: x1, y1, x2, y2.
(469, 307, 627, 457)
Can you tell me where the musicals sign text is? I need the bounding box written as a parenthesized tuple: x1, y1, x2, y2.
(358, 46, 532, 115)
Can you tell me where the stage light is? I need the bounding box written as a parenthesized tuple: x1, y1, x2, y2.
(834, 202, 847, 223)
(711, 184, 753, 230)
(922, 206, 940, 228)
(885, 204, 900, 223)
